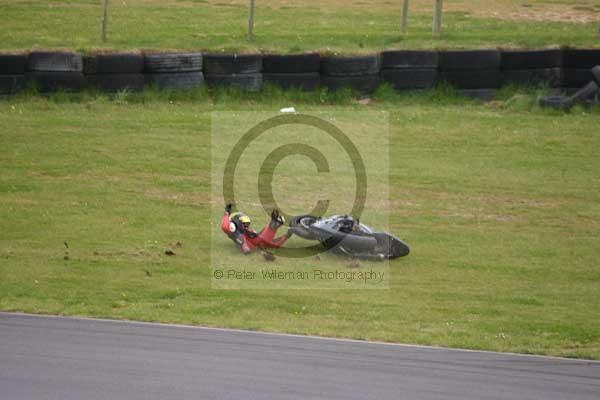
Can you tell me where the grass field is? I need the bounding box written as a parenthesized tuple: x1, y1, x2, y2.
(0, 0, 599, 52)
(1, 86, 599, 359)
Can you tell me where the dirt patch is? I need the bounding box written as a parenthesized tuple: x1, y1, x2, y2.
(227, 0, 600, 23)
(397, 0, 600, 23)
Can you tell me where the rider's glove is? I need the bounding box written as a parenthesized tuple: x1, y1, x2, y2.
(225, 203, 233, 215)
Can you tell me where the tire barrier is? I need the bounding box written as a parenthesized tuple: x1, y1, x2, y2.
(321, 55, 380, 76)
(0, 49, 599, 101)
(501, 49, 562, 69)
(25, 71, 86, 93)
(87, 73, 145, 92)
(147, 72, 204, 90)
(204, 73, 262, 91)
(27, 51, 83, 72)
(84, 53, 144, 74)
(263, 72, 320, 91)
(562, 49, 600, 89)
(85, 53, 145, 92)
(321, 55, 380, 94)
(0, 54, 26, 95)
(563, 49, 600, 69)
(540, 70, 600, 111)
(439, 50, 501, 92)
(562, 68, 593, 88)
(145, 52, 204, 90)
(263, 54, 320, 73)
(0, 75, 25, 95)
(145, 52, 203, 73)
(203, 54, 262, 91)
(501, 50, 562, 87)
(0, 54, 26, 74)
(592, 66, 600, 85)
(263, 54, 320, 90)
(26, 51, 84, 92)
(502, 68, 562, 88)
(203, 54, 262, 74)
(380, 51, 438, 90)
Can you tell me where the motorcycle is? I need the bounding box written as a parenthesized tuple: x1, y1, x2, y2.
(289, 214, 410, 260)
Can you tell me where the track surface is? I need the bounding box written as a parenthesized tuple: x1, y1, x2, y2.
(1, 312, 599, 400)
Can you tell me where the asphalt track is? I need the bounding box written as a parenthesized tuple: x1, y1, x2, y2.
(1, 312, 599, 400)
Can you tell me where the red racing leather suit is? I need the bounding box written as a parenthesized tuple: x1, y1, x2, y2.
(221, 212, 289, 254)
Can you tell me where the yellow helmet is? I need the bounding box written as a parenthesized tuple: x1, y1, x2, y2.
(231, 212, 251, 228)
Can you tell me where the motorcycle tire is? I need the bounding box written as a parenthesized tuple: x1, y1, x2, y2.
(289, 215, 319, 240)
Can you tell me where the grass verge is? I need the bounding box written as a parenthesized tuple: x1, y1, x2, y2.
(1, 86, 599, 359)
(1, 1, 599, 53)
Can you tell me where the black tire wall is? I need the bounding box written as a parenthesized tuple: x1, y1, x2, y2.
(0, 49, 599, 96)
(380, 51, 438, 90)
(439, 51, 501, 93)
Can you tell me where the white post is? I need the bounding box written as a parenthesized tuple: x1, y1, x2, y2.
(433, 0, 443, 37)
(102, 0, 109, 43)
(401, 0, 409, 34)
(248, 0, 255, 42)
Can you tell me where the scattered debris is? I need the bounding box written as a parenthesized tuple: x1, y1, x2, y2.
(540, 65, 600, 110)
(347, 260, 361, 269)
(357, 97, 372, 105)
(164, 250, 175, 256)
(63, 241, 69, 249)
(145, 269, 152, 277)
(262, 251, 276, 262)
(280, 107, 296, 113)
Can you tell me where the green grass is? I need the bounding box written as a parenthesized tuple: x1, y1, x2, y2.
(1, 86, 599, 359)
(0, 0, 599, 53)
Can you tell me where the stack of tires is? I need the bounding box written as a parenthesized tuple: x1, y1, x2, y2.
(0, 54, 26, 96)
(145, 52, 204, 90)
(26, 51, 85, 92)
(203, 54, 262, 91)
(539, 57, 600, 111)
(439, 50, 501, 100)
(380, 51, 439, 91)
(501, 49, 562, 88)
(263, 54, 320, 91)
(321, 55, 380, 95)
(562, 49, 600, 92)
(85, 53, 145, 92)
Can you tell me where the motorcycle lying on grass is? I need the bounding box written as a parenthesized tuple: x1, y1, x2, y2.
(289, 214, 410, 260)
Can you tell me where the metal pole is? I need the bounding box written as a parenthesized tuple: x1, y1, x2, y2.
(401, 0, 409, 34)
(433, 0, 443, 37)
(248, 0, 255, 42)
(102, 0, 109, 43)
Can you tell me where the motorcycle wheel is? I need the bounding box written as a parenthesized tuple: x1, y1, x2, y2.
(289, 215, 319, 240)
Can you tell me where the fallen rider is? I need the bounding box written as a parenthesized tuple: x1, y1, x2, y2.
(221, 204, 293, 254)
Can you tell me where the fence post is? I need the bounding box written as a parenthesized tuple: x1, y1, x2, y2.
(401, 0, 409, 34)
(248, 0, 255, 42)
(433, 0, 443, 37)
(101, 0, 109, 43)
